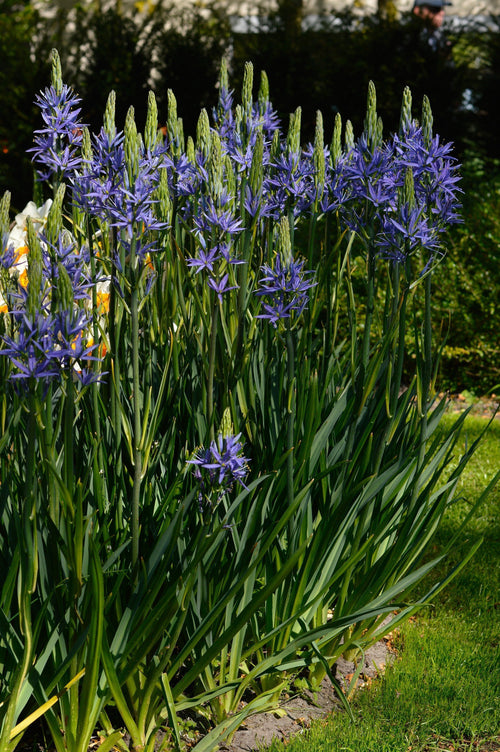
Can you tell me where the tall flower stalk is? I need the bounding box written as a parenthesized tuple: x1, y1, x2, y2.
(256, 216, 316, 513)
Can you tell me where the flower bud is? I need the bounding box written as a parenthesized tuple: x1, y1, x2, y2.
(103, 90, 116, 140)
(196, 108, 211, 159)
(242, 61, 254, 115)
(124, 106, 140, 185)
(0, 191, 11, 251)
(250, 131, 264, 196)
(363, 80, 381, 151)
(81, 127, 92, 162)
(402, 167, 416, 211)
(167, 89, 183, 157)
(156, 168, 172, 225)
(219, 57, 229, 93)
(224, 155, 236, 202)
(399, 86, 412, 137)
(277, 216, 292, 266)
(313, 111, 325, 203)
(287, 107, 301, 154)
(220, 406, 233, 438)
(209, 130, 223, 199)
(258, 70, 270, 111)
(345, 120, 354, 151)
(270, 129, 281, 163)
(26, 218, 44, 317)
(56, 262, 74, 311)
(144, 91, 159, 152)
(422, 95, 433, 148)
(186, 136, 195, 164)
(50, 48, 63, 96)
(330, 113, 342, 167)
(45, 183, 66, 246)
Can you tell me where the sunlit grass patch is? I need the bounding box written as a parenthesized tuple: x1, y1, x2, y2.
(262, 412, 500, 752)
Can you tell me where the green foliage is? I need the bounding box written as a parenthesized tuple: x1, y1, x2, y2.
(262, 414, 500, 752)
(432, 166, 500, 394)
(0, 57, 497, 752)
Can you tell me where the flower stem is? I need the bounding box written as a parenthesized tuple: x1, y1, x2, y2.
(207, 298, 219, 443)
(286, 322, 295, 512)
(0, 400, 38, 752)
(131, 274, 142, 573)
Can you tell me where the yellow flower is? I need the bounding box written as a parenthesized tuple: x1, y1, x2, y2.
(96, 290, 110, 314)
(18, 268, 29, 289)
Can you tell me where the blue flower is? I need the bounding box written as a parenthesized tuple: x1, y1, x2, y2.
(186, 245, 221, 275)
(29, 84, 85, 181)
(255, 254, 316, 327)
(208, 273, 238, 303)
(187, 433, 250, 509)
(1, 308, 100, 388)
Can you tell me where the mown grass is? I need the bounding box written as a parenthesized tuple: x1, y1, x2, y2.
(262, 412, 500, 752)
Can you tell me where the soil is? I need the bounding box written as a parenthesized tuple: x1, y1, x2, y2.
(218, 631, 398, 752)
(443, 392, 500, 420)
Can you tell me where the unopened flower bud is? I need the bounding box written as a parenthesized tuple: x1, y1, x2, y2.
(124, 106, 140, 185)
(330, 113, 342, 167)
(103, 91, 116, 140)
(250, 131, 264, 196)
(45, 184, 66, 246)
(287, 107, 301, 154)
(399, 86, 413, 136)
(422, 95, 433, 148)
(51, 48, 63, 96)
(196, 109, 211, 159)
(313, 111, 325, 203)
(56, 262, 74, 310)
(26, 218, 44, 316)
(242, 61, 254, 115)
(258, 70, 270, 112)
(145, 91, 159, 152)
(345, 120, 354, 151)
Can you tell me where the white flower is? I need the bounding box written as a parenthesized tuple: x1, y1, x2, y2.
(5, 200, 53, 288)
(9, 200, 53, 250)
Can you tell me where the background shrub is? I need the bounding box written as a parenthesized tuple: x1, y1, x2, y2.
(0, 0, 50, 211)
(231, 10, 467, 147)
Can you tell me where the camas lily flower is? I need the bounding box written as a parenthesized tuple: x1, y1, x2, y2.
(29, 84, 85, 181)
(187, 433, 250, 512)
(256, 253, 316, 327)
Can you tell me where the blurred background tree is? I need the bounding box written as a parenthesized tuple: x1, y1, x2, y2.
(0, 0, 51, 211)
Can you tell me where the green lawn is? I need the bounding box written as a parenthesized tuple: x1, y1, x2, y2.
(262, 412, 500, 752)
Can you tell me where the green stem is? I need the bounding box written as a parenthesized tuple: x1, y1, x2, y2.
(286, 323, 295, 514)
(63, 371, 74, 504)
(109, 228, 124, 530)
(207, 298, 219, 443)
(131, 272, 142, 573)
(0, 401, 37, 752)
(418, 272, 433, 460)
(87, 217, 105, 515)
(43, 386, 58, 524)
(411, 271, 433, 508)
(361, 242, 376, 378)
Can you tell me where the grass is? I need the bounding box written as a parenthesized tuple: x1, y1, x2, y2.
(261, 411, 500, 752)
